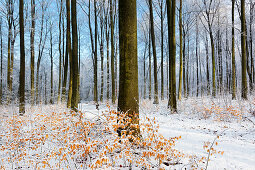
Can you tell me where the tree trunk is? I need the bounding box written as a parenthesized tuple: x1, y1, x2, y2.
(30, 0, 35, 105)
(19, 0, 25, 114)
(110, 0, 115, 104)
(118, 0, 139, 128)
(205, 34, 210, 95)
(57, 0, 63, 103)
(178, 0, 183, 100)
(7, 0, 13, 104)
(160, 0, 164, 100)
(196, 17, 199, 97)
(67, 0, 72, 108)
(100, 4, 105, 102)
(209, 29, 216, 97)
(149, 0, 159, 104)
(71, 0, 79, 110)
(50, 23, 54, 104)
(241, 0, 248, 99)
(106, 17, 110, 101)
(149, 28, 152, 100)
(232, 0, 236, 99)
(0, 17, 2, 104)
(94, 0, 98, 104)
(62, 0, 69, 102)
(167, 0, 177, 112)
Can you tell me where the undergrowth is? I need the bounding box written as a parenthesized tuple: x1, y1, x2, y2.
(0, 106, 183, 169)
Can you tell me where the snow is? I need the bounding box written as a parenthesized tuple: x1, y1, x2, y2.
(138, 98, 255, 170)
(0, 97, 255, 169)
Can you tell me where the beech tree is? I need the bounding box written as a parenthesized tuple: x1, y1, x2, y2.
(167, 0, 177, 112)
(118, 0, 139, 124)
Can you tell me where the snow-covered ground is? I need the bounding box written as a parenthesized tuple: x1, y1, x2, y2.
(138, 98, 255, 170)
(0, 97, 254, 169)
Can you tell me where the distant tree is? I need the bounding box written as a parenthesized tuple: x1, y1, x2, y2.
(35, 3, 47, 104)
(199, 0, 220, 97)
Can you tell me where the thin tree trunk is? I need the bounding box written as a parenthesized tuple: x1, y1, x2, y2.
(67, 0, 72, 108)
(149, 28, 152, 100)
(100, 3, 105, 102)
(183, 32, 186, 98)
(50, 23, 54, 104)
(7, 0, 13, 104)
(106, 17, 110, 101)
(143, 43, 147, 99)
(160, 0, 164, 100)
(241, 0, 248, 99)
(71, 0, 79, 110)
(167, 0, 177, 112)
(62, 0, 69, 102)
(196, 17, 199, 97)
(209, 29, 216, 97)
(58, 0, 63, 103)
(44, 70, 47, 105)
(94, 0, 98, 104)
(0, 18, 2, 104)
(232, 0, 236, 99)
(110, 0, 115, 104)
(178, 0, 183, 100)
(30, 0, 35, 105)
(148, 0, 159, 104)
(19, 0, 25, 114)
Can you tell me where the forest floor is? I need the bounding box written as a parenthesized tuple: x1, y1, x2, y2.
(0, 96, 254, 169)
